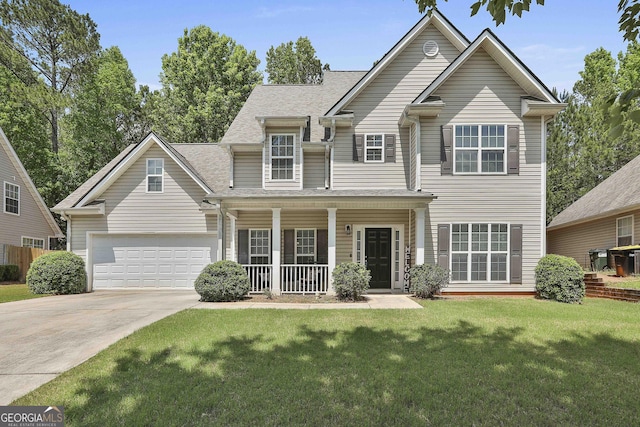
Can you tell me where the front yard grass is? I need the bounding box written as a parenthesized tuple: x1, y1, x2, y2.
(14, 297, 640, 426)
(0, 284, 47, 303)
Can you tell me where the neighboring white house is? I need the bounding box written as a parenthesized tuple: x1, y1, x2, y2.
(1, 127, 63, 263)
(53, 11, 565, 293)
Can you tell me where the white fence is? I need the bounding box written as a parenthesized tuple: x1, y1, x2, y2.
(242, 264, 329, 294)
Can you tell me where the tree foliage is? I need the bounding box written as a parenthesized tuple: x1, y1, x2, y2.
(148, 25, 262, 143)
(0, 0, 100, 153)
(266, 36, 329, 84)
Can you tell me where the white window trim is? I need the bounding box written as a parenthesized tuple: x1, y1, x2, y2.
(21, 236, 45, 249)
(3, 181, 20, 216)
(295, 228, 316, 264)
(453, 124, 508, 175)
(616, 215, 634, 246)
(269, 134, 296, 181)
(249, 229, 271, 265)
(450, 223, 510, 283)
(364, 134, 384, 163)
(146, 158, 164, 193)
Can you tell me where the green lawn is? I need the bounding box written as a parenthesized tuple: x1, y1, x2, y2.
(14, 298, 640, 426)
(0, 284, 47, 303)
(606, 278, 640, 290)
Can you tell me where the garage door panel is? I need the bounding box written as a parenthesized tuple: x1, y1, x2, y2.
(92, 234, 215, 289)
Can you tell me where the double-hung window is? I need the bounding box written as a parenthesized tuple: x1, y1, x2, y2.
(454, 125, 506, 174)
(617, 216, 633, 246)
(296, 229, 316, 264)
(271, 135, 294, 180)
(250, 229, 270, 264)
(365, 134, 384, 162)
(4, 182, 19, 215)
(146, 159, 164, 192)
(22, 236, 45, 249)
(451, 223, 508, 282)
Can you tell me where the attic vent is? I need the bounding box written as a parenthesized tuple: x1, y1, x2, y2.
(423, 40, 439, 57)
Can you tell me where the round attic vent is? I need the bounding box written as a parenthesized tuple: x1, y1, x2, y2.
(423, 40, 439, 57)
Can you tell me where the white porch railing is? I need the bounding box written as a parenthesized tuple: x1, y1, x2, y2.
(281, 264, 329, 294)
(242, 265, 272, 293)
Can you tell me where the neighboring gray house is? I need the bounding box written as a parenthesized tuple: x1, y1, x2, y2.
(54, 11, 564, 293)
(547, 153, 640, 269)
(0, 127, 62, 262)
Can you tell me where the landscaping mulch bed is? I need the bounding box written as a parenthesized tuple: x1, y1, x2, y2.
(242, 294, 367, 304)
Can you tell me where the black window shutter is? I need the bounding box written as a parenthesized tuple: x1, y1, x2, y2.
(353, 134, 364, 162)
(510, 224, 523, 284)
(441, 125, 453, 175)
(317, 229, 328, 264)
(303, 116, 311, 142)
(384, 134, 396, 163)
(507, 125, 520, 175)
(437, 224, 450, 269)
(238, 229, 249, 264)
(284, 229, 295, 264)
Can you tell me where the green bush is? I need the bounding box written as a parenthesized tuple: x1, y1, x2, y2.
(332, 262, 371, 301)
(409, 264, 449, 298)
(535, 254, 584, 303)
(27, 252, 86, 294)
(0, 265, 20, 282)
(195, 260, 250, 302)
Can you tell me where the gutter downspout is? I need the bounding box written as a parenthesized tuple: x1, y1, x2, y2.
(404, 113, 421, 191)
(327, 118, 336, 190)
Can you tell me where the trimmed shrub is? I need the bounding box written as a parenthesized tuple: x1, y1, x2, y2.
(0, 265, 20, 282)
(535, 254, 584, 303)
(409, 264, 449, 298)
(27, 252, 86, 294)
(332, 262, 371, 301)
(195, 260, 250, 302)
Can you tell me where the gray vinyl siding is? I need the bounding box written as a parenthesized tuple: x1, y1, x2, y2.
(69, 145, 217, 263)
(547, 211, 640, 269)
(303, 152, 325, 189)
(420, 48, 542, 290)
(264, 128, 301, 190)
(234, 153, 262, 188)
(333, 26, 460, 189)
(0, 145, 57, 250)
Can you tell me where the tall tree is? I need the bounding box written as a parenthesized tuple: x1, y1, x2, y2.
(0, 0, 100, 153)
(149, 25, 262, 143)
(61, 46, 143, 190)
(266, 36, 329, 84)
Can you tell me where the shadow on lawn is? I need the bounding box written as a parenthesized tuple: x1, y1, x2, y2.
(66, 320, 639, 426)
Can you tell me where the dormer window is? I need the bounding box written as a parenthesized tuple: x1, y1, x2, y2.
(146, 159, 164, 192)
(270, 134, 295, 180)
(365, 134, 384, 163)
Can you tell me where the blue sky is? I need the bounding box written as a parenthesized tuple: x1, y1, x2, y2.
(65, 1, 627, 94)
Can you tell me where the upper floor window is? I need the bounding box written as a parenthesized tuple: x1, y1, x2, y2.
(617, 215, 633, 246)
(454, 125, 506, 174)
(365, 134, 384, 163)
(4, 181, 19, 215)
(146, 159, 164, 192)
(271, 134, 294, 180)
(22, 236, 45, 249)
(451, 223, 509, 282)
(296, 229, 316, 264)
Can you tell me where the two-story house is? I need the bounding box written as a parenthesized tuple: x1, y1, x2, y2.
(53, 11, 564, 293)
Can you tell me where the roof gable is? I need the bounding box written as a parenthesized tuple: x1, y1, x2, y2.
(325, 10, 469, 116)
(0, 127, 62, 236)
(75, 132, 214, 208)
(414, 29, 559, 104)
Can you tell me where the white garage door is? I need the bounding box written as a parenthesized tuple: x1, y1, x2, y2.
(92, 234, 216, 289)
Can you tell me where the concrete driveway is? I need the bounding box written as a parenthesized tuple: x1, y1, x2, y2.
(0, 290, 201, 405)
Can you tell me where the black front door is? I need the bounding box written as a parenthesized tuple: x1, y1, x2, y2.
(365, 228, 392, 289)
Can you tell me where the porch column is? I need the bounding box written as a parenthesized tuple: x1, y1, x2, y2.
(217, 213, 224, 261)
(327, 208, 337, 295)
(228, 215, 236, 262)
(414, 208, 425, 265)
(272, 208, 281, 294)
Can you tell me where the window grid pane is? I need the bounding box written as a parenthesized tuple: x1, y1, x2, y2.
(491, 254, 507, 281)
(296, 229, 315, 264)
(271, 135, 294, 180)
(146, 159, 163, 192)
(365, 134, 383, 162)
(454, 125, 506, 174)
(481, 125, 505, 148)
(250, 230, 270, 264)
(452, 224, 469, 252)
(471, 224, 488, 251)
(471, 254, 487, 281)
(451, 254, 468, 281)
(451, 223, 508, 283)
(5, 182, 19, 214)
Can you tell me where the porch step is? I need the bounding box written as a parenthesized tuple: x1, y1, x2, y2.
(583, 273, 640, 302)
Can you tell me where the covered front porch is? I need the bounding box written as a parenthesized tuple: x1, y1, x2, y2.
(206, 191, 435, 295)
